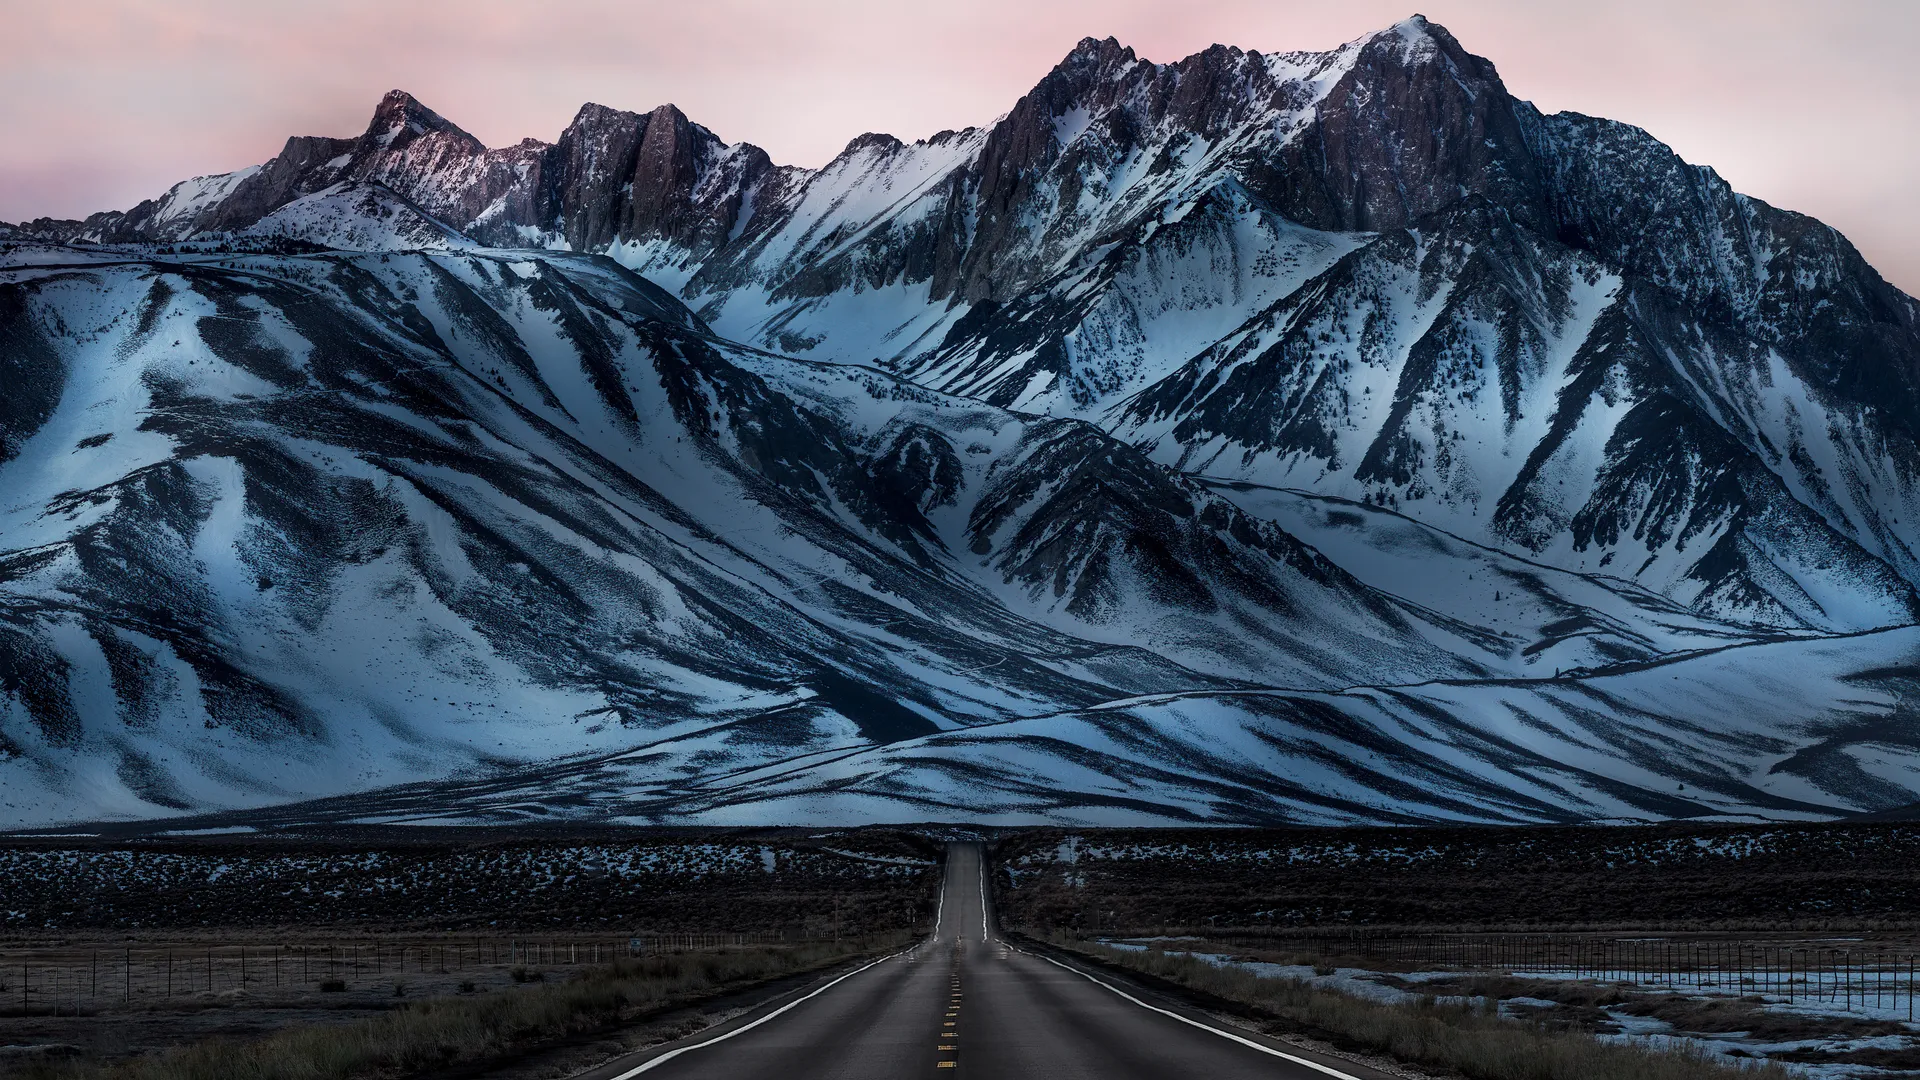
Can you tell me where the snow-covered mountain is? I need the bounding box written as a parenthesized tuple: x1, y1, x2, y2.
(5, 15, 1920, 827)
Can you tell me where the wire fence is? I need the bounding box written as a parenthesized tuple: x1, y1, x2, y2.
(1213, 932, 1920, 1017)
(0, 931, 797, 1017)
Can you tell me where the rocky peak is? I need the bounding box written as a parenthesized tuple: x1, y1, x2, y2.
(563, 101, 643, 136)
(551, 103, 647, 248)
(1059, 36, 1137, 73)
(627, 104, 708, 237)
(362, 90, 482, 154)
(1022, 37, 1140, 120)
(838, 132, 906, 159)
(1365, 15, 1446, 63)
(1240, 15, 1551, 233)
(544, 100, 748, 252)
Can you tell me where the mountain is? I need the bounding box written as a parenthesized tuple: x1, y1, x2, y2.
(4, 15, 1920, 827)
(0, 245, 1575, 825)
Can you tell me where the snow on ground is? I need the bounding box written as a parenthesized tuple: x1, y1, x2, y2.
(1103, 940, 1920, 1079)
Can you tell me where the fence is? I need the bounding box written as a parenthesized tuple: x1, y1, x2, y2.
(0, 931, 794, 1017)
(1212, 932, 1920, 1017)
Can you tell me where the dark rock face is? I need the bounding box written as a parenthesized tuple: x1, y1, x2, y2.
(626, 105, 704, 241)
(0, 283, 64, 464)
(205, 136, 357, 231)
(1252, 18, 1552, 233)
(553, 103, 652, 250)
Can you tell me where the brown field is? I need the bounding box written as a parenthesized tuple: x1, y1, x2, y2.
(0, 938, 904, 1079)
(0, 827, 940, 1073)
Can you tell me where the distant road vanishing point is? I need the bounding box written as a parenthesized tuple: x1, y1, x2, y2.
(574, 843, 1385, 1079)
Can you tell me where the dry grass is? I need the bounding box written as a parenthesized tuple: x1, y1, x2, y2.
(14, 936, 905, 1080)
(1061, 938, 1792, 1080)
(1613, 994, 1906, 1040)
(1412, 975, 1630, 1008)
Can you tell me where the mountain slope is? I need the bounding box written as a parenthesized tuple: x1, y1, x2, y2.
(42, 626, 1920, 829)
(29, 13, 1900, 640)
(0, 245, 1542, 826)
(5, 14, 1920, 827)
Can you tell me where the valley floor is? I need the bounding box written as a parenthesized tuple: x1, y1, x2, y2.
(4, 825, 1916, 1078)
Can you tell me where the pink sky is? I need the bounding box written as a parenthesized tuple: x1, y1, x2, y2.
(3, 0, 1916, 293)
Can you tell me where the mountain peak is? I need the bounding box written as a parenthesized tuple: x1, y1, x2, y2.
(1358, 14, 1462, 66)
(838, 131, 905, 159)
(568, 101, 637, 126)
(364, 90, 475, 147)
(1060, 35, 1136, 69)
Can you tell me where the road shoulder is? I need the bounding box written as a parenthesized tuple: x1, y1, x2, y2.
(425, 947, 911, 1080)
(1007, 934, 1444, 1080)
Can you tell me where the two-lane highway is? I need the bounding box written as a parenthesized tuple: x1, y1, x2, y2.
(583, 843, 1387, 1079)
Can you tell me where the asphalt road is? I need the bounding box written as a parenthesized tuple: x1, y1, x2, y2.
(578, 843, 1392, 1080)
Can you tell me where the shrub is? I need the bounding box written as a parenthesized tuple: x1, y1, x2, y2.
(40, 936, 902, 1080)
(1065, 939, 1791, 1080)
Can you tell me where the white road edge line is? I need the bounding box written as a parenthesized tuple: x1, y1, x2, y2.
(934, 858, 946, 939)
(604, 951, 901, 1078)
(1031, 952, 1370, 1080)
(977, 853, 989, 942)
